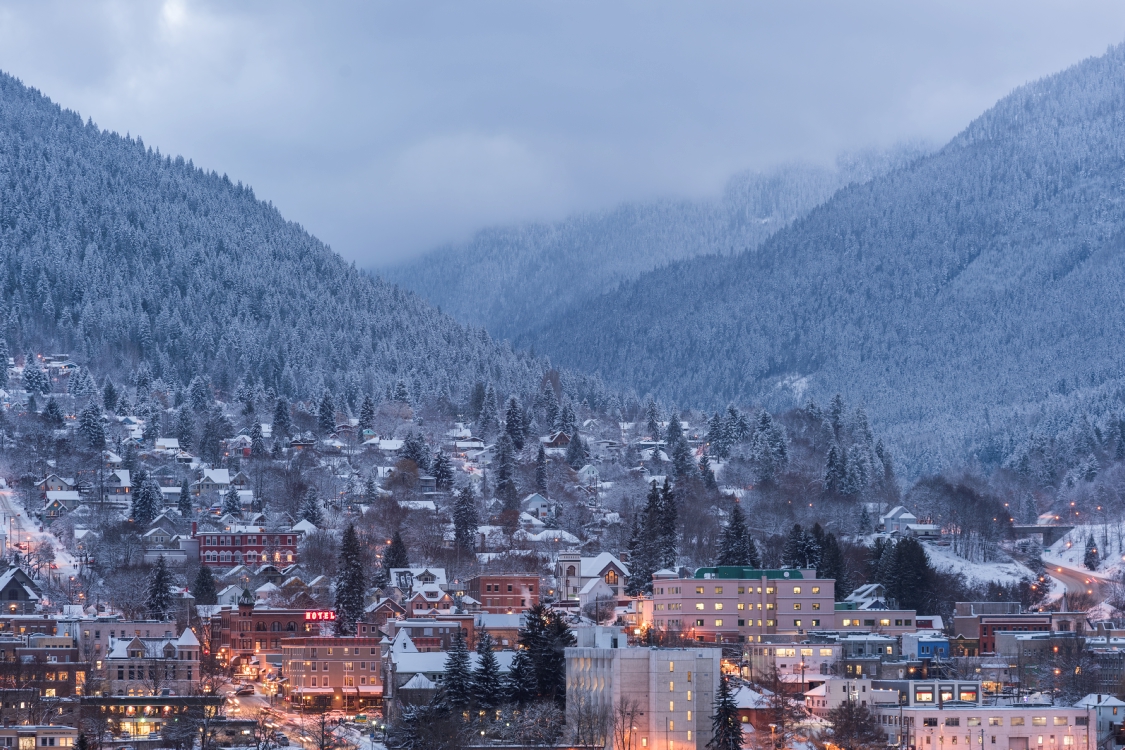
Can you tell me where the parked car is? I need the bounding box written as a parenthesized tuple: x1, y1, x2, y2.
(234, 685, 255, 696)
(274, 734, 289, 746)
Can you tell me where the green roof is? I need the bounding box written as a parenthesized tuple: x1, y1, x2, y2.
(693, 567, 805, 580)
(835, 602, 857, 610)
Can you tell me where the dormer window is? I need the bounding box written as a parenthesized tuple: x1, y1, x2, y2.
(605, 570, 618, 586)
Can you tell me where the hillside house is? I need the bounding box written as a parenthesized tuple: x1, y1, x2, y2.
(555, 551, 629, 603)
(880, 506, 917, 534)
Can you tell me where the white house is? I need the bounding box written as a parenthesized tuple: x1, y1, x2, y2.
(880, 506, 917, 534)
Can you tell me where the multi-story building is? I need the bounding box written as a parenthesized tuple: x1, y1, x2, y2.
(381, 617, 475, 652)
(103, 629, 200, 696)
(646, 567, 834, 643)
(205, 596, 322, 673)
(281, 637, 384, 712)
(565, 645, 721, 750)
(0, 726, 77, 749)
(467, 575, 539, 614)
(555, 552, 630, 604)
(195, 525, 298, 567)
(876, 704, 1100, 750)
(56, 618, 177, 663)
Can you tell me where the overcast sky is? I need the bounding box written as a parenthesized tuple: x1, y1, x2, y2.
(1, 1, 1124, 266)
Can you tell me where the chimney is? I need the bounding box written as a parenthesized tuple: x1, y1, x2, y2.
(192, 521, 197, 535)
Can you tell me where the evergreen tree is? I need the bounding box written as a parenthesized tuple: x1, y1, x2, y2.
(699, 450, 717, 488)
(817, 532, 851, 599)
(505, 646, 537, 706)
(564, 433, 588, 468)
(541, 609, 575, 708)
(782, 524, 821, 569)
(453, 486, 479, 554)
(625, 516, 647, 596)
(478, 385, 499, 438)
(645, 400, 661, 440)
(384, 531, 409, 570)
(1084, 534, 1100, 571)
(21, 362, 48, 394)
(299, 488, 323, 526)
(0, 338, 8, 385)
(364, 476, 379, 504)
(746, 534, 762, 568)
(146, 555, 174, 620)
(192, 565, 217, 605)
(658, 478, 678, 569)
(73, 735, 88, 750)
(505, 396, 525, 450)
(707, 673, 742, 750)
(542, 391, 560, 431)
(393, 380, 410, 403)
(402, 431, 432, 473)
(178, 479, 193, 517)
(78, 401, 105, 450)
(132, 477, 161, 526)
(535, 444, 548, 496)
(671, 436, 696, 479)
(883, 538, 933, 613)
(174, 407, 195, 451)
(334, 524, 367, 635)
(358, 394, 376, 434)
(189, 376, 211, 411)
(273, 397, 292, 437)
(249, 422, 265, 457)
(439, 631, 473, 713)
(431, 450, 454, 490)
(43, 397, 64, 426)
(471, 630, 503, 709)
(317, 391, 336, 435)
(495, 433, 519, 512)
(824, 443, 845, 495)
(222, 487, 241, 516)
(717, 504, 753, 566)
(826, 699, 884, 750)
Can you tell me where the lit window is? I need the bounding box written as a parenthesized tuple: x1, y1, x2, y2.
(793, 587, 801, 594)
(714, 619, 723, 627)
(793, 603, 802, 610)
(811, 587, 820, 594)
(696, 603, 704, 611)
(714, 587, 723, 594)
(714, 603, 723, 610)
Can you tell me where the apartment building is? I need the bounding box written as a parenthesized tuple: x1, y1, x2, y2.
(876, 705, 1098, 750)
(195, 526, 298, 567)
(281, 636, 384, 712)
(647, 567, 835, 643)
(103, 629, 200, 696)
(566, 646, 721, 750)
(467, 575, 539, 614)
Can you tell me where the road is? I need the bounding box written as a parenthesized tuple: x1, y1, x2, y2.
(228, 686, 383, 750)
(0, 489, 78, 578)
(1044, 558, 1112, 604)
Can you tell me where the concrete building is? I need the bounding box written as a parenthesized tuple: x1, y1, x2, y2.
(646, 567, 834, 643)
(565, 646, 721, 750)
(877, 704, 1099, 750)
(281, 636, 383, 712)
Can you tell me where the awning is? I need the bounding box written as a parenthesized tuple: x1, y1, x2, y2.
(294, 688, 334, 695)
(356, 686, 383, 695)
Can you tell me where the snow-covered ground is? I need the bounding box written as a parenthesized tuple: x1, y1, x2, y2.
(921, 541, 1035, 585)
(1043, 523, 1124, 580)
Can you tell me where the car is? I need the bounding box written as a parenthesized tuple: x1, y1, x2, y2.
(274, 734, 289, 746)
(234, 685, 255, 696)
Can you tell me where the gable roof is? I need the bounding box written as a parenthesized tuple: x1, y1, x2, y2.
(581, 552, 630, 578)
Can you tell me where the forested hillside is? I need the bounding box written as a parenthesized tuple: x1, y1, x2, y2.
(518, 43, 1125, 474)
(384, 148, 925, 342)
(0, 72, 600, 408)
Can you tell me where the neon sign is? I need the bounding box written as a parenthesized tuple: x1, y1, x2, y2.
(304, 610, 337, 621)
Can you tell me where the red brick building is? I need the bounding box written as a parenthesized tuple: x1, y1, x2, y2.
(206, 598, 325, 672)
(467, 575, 539, 614)
(195, 525, 298, 567)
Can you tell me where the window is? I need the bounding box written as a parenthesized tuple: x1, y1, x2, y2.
(968, 718, 981, 727)
(820, 648, 833, 656)
(1032, 718, 1047, 727)
(961, 689, 978, 702)
(737, 587, 744, 594)
(696, 587, 704, 594)
(669, 682, 674, 691)
(1053, 718, 1068, 726)
(811, 586, 820, 594)
(605, 571, 618, 585)
(1063, 737, 1074, 746)
(766, 620, 775, 627)
(695, 620, 704, 627)
(793, 587, 801, 594)
(813, 603, 821, 610)
(766, 603, 775, 610)
(1076, 718, 1088, 726)
(794, 620, 802, 627)
(696, 603, 705, 610)
(766, 587, 774, 594)
(945, 719, 960, 727)
(842, 619, 853, 627)
(1010, 718, 1024, 726)
(793, 603, 801, 610)
(714, 603, 723, 610)
(801, 648, 812, 657)
(923, 719, 938, 727)
(669, 701, 674, 711)
(714, 587, 723, 594)
(737, 603, 745, 610)
(988, 719, 1002, 727)
(669, 662, 674, 672)
(714, 619, 723, 627)
(880, 619, 891, 627)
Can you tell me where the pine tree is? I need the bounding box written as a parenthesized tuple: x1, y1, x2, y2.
(565, 433, 588, 468)
(299, 488, 323, 526)
(826, 699, 884, 750)
(625, 516, 646, 596)
(471, 630, 503, 709)
(73, 735, 88, 750)
(364, 476, 379, 504)
(746, 534, 762, 568)
(78, 401, 105, 450)
(402, 432, 432, 473)
(453, 487, 479, 553)
(535, 444, 548, 496)
(132, 477, 161, 526)
(645, 400, 661, 440)
(439, 631, 473, 713)
(249, 422, 265, 457)
(478, 385, 498, 438)
(178, 479, 193, 517)
(222, 487, 241, 516)
(883, 538, 933, 612)
(495, 433, 519, 512)
(0, 338, 8, 385)
(671, 436, 696, 479)
(394, 380, 410, 403)
(541, 610, 575, 708)
(317, 391, 336, 435)
(505, 396, 525, 450)
(384, 531, 409, 570)
(543, 392, 559, 431)
(334, 524, 366, 635)
(146, 555, 174, 620)
(658, 478, 678, 569)
(273, 397, 292, 437)
(358, 394, 376, 434)
(665, 411, 683, 445)
(707, 673, 742, 750)
(21, 362, 48, 394)
(192, 566, 217, 605)
(175, 407, 195, 451)
(431, 450, 454, 490)
(782, 524, 821, 569)
(188, 376, 210, 411)
(699, 450, 717, 488)
(717, 504, 752, 566)
(505, 646, 537, 706)
(43, 397, 64, 426)
(817, 532, 851, 599)
(1084, 534, 1100, 571)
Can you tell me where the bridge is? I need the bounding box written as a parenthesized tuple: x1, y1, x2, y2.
(1011, 524, 1075, 546)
